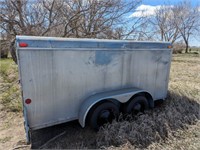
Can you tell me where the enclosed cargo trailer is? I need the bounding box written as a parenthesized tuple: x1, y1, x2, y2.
(16, 36, 172, 143)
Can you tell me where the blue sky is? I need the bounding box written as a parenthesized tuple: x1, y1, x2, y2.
(136, 0, 200, 46)
(143, 0, 200, 6)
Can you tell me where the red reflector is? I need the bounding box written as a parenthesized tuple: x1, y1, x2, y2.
(19, 42, 28, 47)
(25, 99, 31, 104)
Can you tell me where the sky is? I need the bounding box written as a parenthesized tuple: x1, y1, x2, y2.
(130, 0, 200, 46)
(142, 0, 200, 6)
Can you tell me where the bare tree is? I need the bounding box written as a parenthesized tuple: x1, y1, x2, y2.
(0, 0, 63, 36)
(127, 16, 155, 41)
(1, 0, 142, 62)
(59, 0, 141, 38)
(172, 1, 200, 53)
(151, 5, 180, 44)
(0, 0, 63, 62)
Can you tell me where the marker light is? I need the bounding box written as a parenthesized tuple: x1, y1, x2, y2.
(19, 42, 28, 47)
(167, 45, 172, 49)
(25, 98, 31, 104)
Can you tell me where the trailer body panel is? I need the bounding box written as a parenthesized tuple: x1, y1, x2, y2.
(16, 36, 172, 131)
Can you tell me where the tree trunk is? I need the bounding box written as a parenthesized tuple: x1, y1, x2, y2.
(185, 42, 189, 53)
(10, 39, 17, 64)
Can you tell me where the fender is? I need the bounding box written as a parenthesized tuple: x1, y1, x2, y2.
(78, 87, 153, 127)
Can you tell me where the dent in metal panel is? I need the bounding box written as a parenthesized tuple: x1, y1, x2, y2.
(95, 51, 121, 65)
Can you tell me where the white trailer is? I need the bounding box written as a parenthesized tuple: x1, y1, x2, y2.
(16, 36, 172, 143)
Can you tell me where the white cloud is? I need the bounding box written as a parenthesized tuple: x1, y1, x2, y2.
(130, 5, 173, 18)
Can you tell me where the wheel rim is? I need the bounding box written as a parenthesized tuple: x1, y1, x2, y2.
(132, 102, 144, 114)
(97, 109, 115, 126)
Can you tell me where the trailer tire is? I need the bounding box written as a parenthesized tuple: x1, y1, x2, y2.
(88, 102, 119, 130)
(124, 96, 149, 115)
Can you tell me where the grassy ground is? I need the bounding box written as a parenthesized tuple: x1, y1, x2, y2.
(0, 53, 199, 149)
(0, 59, 27, 150)
(0, 59, 21, 112)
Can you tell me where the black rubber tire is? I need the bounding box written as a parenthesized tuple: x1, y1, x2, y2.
(88, 102, 119, 130)
(123, 96, 149, 114)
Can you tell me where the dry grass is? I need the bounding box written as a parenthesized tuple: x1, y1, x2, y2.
(0, 58, 22, 112)
(0, 59, 27, 150)
(0, 53, 199, 149)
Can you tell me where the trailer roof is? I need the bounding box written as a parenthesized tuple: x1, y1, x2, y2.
(16, 36, 172, 50)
